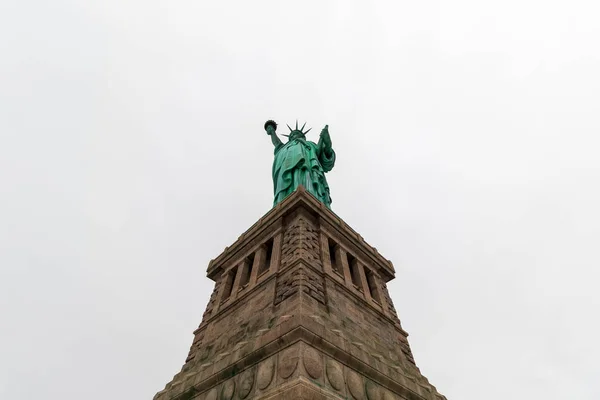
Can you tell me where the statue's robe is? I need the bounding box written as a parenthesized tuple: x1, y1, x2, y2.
(272, 137, 336, 208)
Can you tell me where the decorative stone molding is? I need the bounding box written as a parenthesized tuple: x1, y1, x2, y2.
(220, 380, 235, 400)
(256, 357, 275, 390)
(274, 270, 299, 305)
(325, 359, 344, 391)
(281, 212, 322, 270)
(302, 346, 323, 379)
(279, 346, 300, 379)
(347, 370, 365, 400)
(237, 368, 254, 399)
(300, 265, 326, 305)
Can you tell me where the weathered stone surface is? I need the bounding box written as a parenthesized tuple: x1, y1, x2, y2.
(302, 266, 326, 305)
(366, 380, 382, 400)
(274, 269, 300, 305)
(347, 370, 365, 400)
(382, 390, 397, 400)
(205, 388, 217, 400)
(325, 359, 344, 391)
(238, 369, 254, 399)
(256, 357, 275, 390)
(303, 347, 323, 379)
(154, 189, 446, 400)
(220, 380, 234, 400)
(281, 213, 321, 269)
(279, 346, 299, 379)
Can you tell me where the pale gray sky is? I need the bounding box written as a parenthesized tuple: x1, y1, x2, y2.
(1, 1, 599, 399)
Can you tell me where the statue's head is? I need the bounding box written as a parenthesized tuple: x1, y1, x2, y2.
(284, 121, 311, 141)
(287, 130, 305, 140)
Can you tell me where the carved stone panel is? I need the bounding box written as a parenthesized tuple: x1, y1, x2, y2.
(279, 346, 300, 380)
(238, 369, 254, 399)
(301, 266, 326, 305)
(347, 370, 365, 400)
(274, 271, 299, 305)
(281, 214, 322, 269)
(325, 359, 344, 391)
(302, 347, 323, 379)
(256, 357, 275, 390)
(220, 380, 235, 400)
(276, 264, 325, 306)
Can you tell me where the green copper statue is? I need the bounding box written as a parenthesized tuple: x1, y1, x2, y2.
(264, 120, 336, 208)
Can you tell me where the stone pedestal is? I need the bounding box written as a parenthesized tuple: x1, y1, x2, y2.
(155, 187, 446, 400)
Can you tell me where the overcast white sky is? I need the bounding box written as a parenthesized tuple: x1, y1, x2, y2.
(1, 1, 599, 399)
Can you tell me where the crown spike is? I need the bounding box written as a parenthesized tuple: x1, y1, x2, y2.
(301, 122, 306, 131)
(295, 120, 298, 130)
(305, 128, 312, 134)
(287, 124, 293, 131)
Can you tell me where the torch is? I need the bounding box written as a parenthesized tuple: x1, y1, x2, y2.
(264, 120, 277, 135)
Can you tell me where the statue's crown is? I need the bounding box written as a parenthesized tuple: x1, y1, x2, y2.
(284, 120, 311, 137)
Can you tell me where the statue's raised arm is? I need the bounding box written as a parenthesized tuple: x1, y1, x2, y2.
(264, 119, 336, 209)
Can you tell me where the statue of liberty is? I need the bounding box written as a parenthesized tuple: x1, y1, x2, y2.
(264, 120, 336, 209)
